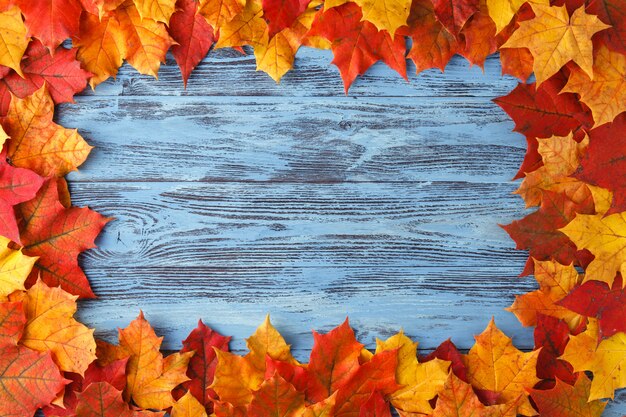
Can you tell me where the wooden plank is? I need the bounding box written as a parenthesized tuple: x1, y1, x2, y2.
(78, 50, 520, 98)
(60, 96, 526, 183)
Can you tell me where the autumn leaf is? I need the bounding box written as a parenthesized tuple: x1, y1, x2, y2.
(562, 45, 626, 128)
(12, 279, 97, 375)
(501, 4, 610, 85)
(16, 179, 109, 298)
(353, 0, 411, 36)
(211, 349, 264, 407)
(133, 0, 177, 23)
(246, 315, 297, 372)
(560, 276, 626, 339)
(402, 0, 460, 75)
(199, 0, 246, 29)
(359, 391, 391, 417)
(305, 318, 364, 402)
(588, 0, 626, 54)
(74, 11, 127, 88)
(174, 320, 231, 410)
(431, 0, 480, 35)
(307, 2, 407, 92)
(2, 86, 92, 177)
(459, 3, 497, 68)
(248, 373, 305, 417)
(375, 330, 449, 414)
(15, 0, 83, 52)
(0, 6, 29, 76)
(75, 382, 135, 417)
(530, 374, 606, 417)
(261, 0, 310, 38)
(0, 345, 68, 417)
(561, 320, 626, 400)
(0, 236, 36, 300)
(486, 0, 547, 33)
(0, 150, 44, 244)
(214, 0, 268, 51)
(464, 319, 540, 416)
(169, 0, 215, 87)
(420, 339, 468, 382)
(507, 258, 584, 329)
(0, 301, 25, 345)
(533, 315, 576, 384)
(105, 312, 193, 410)
(560, 212, 626, 288)
(171, 391, 209, 417)
(0, 40, 92, 105)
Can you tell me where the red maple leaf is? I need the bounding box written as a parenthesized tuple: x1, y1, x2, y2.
(0, 301, 26, 346)
(16, 178, 110, 298)
(588, 0, 626, 54)
(575, 113, 626, 214)
(168, 0, 216, 87)
(307, 2, 407, 92)
(360, 391, 392, 417)
(533, 315, 576, 386)
(431, 0, 479, 35)
(15, 0, 84, 52)
(262, 0, 311, 38)
(560, 276, 626, 340)
(420, 339, 467, 382)
(0, 148, 44, 244)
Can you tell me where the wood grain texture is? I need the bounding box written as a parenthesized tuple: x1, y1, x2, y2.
(55, 47, 626, 413)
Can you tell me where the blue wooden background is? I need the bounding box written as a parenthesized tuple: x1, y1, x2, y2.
(56, 47, 626, 414)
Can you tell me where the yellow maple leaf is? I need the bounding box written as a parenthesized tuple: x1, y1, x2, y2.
(464, 319, 540, 416)
(245, 315, 297, 371)
(74, 11, 127, 89)
(561, 319, 626, 400)
(133, 0, 176, 24)
(116, 0, 175, 78)
(354, 0, 411, 36)
(486, 0, 548, 33)
(214, 0, 268, 50)
(2, 86, 92, 177)
(171, 391, 208, 417)
(375, 330, 450, 414)
(14, 279, 96, 375)
(113, 312, 193, 410)
(211, 350, 264, 406)
(507, 258, 584, 329)
(0, 6, 29, 77)
(562, 45, 626, 128)
(501, 4, 609, 85)
(516, 133, 590, 207)
(199, 0, 246, 29)
(0, 236, 36, 301)
(560, 212, 626, 287)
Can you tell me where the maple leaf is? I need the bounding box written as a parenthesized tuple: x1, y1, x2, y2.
(0, 150, 44, 244)
(0, 40, 92, 106)
(246, 315, 297, 372)
(333, 349, 399, 417)
(353, 0, 411, 36)
(264, 356, 308, 392)
(560, 212, 626, 288)
(464, 319, 540, 416)
(172, 391, 209, 417)
(359, 391, 391, 417)
(588, 0, 626, 54)
(498, 44, 533, 82)
(169, 0, 215, 87)
(575, 113, 626, 213)
(502, 190, 595, 268)
(247, 373, 305, 417)
(560, 276, 626, 339)
(507, 258, 584, 329)
(0, 301, 25, 345)
(431, 0, 479, 35)
(0, 6, 29, 76)
(2, 86, 92, 177)
(561, 320, 626, 400)
(174, 320, 231, 410)
(486, 0, 548, 33)
(74, 11, 127, 88)
(15, 178, 109, 298)
(261, 0, 310, 38)
(459, 3, 497, 69)
(211, 350, 265, 407)
(375, 330, 450, 415)
(115, 1, 175, 78)
(214, 0, 268, 51)
(198, 0, 246, 29)
(516, 133, 589, 208)
(0, 345, 68, 417)
(530, 374, 606, 417)
(402, 0, 460, 75)
(562, 45, 626, 128)
(106, 312, 193, 410)
(305, 318, 364, 402)
(420, 339, 468, 382)
(15, 0, 83, 52)
(533, 315, 576, 385)
(12, 279, 97, 375)
(75, 382, 135, 417)
(0, 236, 36, 300)
(307, 2, 407, 92)
(501, 4, 610, 85)
(133, 0, 177, 23)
